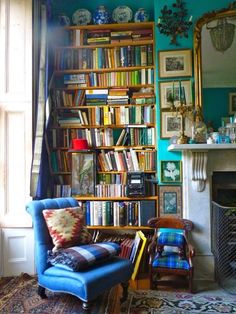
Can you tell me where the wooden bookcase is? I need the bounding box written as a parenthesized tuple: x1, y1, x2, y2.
(47, 21, 158, 231)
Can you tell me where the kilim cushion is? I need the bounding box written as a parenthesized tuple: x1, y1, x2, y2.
(47, 242, 121, 271)
(152, 251, 190, 270)
(43, 207, 93, 252)
(158, 232, 185, 248)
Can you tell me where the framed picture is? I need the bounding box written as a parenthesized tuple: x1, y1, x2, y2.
(229, 93, 236, 114)
(159, 80, 193, 109)
(71, 151, 96, 196)
(160, 160, 182, 183)
(161, 111, 182, 138)
(158, 49, 192, 78)
(159, 185, 182, 218)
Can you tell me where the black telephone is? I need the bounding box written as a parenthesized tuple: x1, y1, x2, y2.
(127, 172, 146, 196)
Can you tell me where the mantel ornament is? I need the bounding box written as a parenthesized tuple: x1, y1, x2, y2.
(157, 0, 192, 45)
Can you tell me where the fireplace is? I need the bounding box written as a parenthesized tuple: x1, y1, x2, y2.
(168, 144, 236, 281)
(211, 171, 236, 293)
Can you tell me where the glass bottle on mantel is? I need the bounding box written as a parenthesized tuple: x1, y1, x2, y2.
(192, 114, 207, 143)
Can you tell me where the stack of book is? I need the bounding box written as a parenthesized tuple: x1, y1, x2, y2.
(110, 30, 132, 43)
(63, 74, 87, 88)
(107, 87, 129, 105)
(85, 89, 108, 106)
(130, 90, 156, 105)
(86, 29, 111, 45)
(131, 29, 153, 41)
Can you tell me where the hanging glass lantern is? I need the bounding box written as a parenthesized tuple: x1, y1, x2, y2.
(207, 18, 235, 52)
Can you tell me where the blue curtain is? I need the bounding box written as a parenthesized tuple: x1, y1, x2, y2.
(30, 0, 53, 199)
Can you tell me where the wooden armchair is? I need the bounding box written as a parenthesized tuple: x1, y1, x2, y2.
(147, 217, 195, 293)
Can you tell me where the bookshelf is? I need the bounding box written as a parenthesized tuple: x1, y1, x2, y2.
(47, 21, 157, 230)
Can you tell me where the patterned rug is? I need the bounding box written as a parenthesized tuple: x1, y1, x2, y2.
(120, 289, 236, 314)
(0, 273, 114, 313)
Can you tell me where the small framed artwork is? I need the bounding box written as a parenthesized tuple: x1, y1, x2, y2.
(158, 49, 192, 78)
(229, 93, 236, 114)
(159, 80, 193, 109)
(71, 151, 96, 196)
(161, 111, 182, 139)
(160, 160, 182, 183)
(159, 185, 182, 218)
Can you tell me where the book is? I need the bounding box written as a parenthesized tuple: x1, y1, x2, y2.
(131, 231, 147, 280)
(129, 231, 142, 263)
(138, 200, 156, 226)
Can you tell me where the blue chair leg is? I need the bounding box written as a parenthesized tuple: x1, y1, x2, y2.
(38, 285, 47, 299)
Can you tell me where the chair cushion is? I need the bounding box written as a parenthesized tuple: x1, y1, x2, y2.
(152, 252, 190, 270)
(158, 232, 185, 248)
(43, 206, 93, 252)
(47, 242, 121, 271)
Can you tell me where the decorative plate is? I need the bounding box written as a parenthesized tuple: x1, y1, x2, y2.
(112, 6, 133, 23)
(72, 9, 92, 26)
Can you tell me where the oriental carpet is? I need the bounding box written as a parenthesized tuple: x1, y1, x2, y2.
(1, 274, 236, 314)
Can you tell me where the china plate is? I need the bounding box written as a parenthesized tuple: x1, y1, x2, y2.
(112, 6, 133, 23)
(72, 8, 92, 26)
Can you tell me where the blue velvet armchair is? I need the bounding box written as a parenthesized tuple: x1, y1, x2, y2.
(26, 197, 133, 310)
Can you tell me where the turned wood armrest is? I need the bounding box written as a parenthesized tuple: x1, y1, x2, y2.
(186, 243, 195, 267)
(147, 237, 157, 264)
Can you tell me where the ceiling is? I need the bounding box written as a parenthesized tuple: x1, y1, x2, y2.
(201, 19, 236, 88)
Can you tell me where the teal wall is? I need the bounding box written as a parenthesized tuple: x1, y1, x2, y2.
(51, 0, 234, 182)
(51, 0, 154, 21)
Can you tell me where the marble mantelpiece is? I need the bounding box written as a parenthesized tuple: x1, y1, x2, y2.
(168, 144, 236, 281)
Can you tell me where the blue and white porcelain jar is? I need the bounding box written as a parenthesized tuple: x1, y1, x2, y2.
(134, 8, 149, 22)
(93, 6, 111, 24)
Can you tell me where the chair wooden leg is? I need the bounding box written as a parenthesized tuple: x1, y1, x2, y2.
(189, 270, 194, 293)
(120, 281, 129, 303)
(149, 268, 155, 290)
(38, 285, 47, 299)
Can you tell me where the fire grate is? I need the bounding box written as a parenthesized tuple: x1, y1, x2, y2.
(212, 201, 236, 294)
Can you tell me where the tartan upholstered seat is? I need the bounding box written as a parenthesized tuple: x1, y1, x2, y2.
(153, 251, 190, 270)
(148, 217, 195, 293)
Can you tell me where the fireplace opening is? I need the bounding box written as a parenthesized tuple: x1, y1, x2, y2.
(212, 171, 236, 206)
(211, 171, 236, 294)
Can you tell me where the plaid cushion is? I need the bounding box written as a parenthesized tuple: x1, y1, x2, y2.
(158, 232, 185, 248)
(152, 252, 190, 270)
(47, 242, 120, 271)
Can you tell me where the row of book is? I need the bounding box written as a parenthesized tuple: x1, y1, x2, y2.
(97, 148, 156, 172)
(54, 44, 153, 71)
(57, 106, 155, 127)
(51, 126, 155, 149)
(84, 200, 156, 227)
(54, 184, 71, 197)
(63, 69, 154, 87)
(51, 88, 155, 108)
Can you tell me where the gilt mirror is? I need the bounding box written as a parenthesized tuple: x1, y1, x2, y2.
(194, 2, 236, 129)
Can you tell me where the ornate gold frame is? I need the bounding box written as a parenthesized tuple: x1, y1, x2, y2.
(193, 1, 236, 109)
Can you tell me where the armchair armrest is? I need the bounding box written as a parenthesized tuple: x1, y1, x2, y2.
(186, 243, 195, 267)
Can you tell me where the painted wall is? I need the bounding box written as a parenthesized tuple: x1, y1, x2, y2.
(51, 0, 233, 182)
